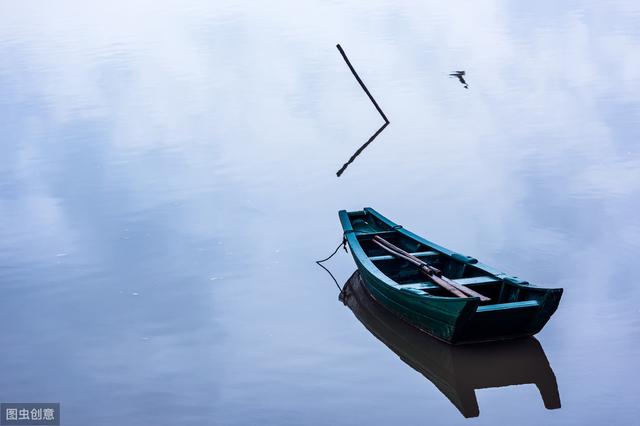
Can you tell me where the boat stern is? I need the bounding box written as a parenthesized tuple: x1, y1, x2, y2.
(451, 285, 563, 344)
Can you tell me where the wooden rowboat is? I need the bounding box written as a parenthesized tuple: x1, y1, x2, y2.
(340, 270, 561, 417)
(339, 208, 563, 344)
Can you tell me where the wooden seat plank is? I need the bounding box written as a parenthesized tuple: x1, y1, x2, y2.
(453, 276, 500, 286)
(370, 251, 439, 262)
(477, 300, 539, 312)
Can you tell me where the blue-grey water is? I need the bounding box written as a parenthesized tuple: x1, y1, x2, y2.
(1, 2, 639, 425)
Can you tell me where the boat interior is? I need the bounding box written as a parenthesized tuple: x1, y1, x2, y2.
(348, 211, 545, 308)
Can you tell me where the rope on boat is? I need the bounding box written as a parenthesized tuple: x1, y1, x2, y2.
(315, 236, 348, 292)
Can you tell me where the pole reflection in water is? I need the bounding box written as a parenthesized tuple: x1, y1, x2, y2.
(340, 271, 561, 418)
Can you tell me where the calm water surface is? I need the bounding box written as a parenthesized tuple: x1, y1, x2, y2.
(1, 1, 639, 425)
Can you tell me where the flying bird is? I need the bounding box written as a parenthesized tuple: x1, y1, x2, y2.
(449, 70, 468, 89)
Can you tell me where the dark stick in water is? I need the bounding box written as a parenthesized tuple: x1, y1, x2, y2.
(335, 44, 390, 177)
(336, 44, 389, 123)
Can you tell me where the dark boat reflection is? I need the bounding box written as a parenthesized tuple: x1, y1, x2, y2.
(340, 271, 561, 418)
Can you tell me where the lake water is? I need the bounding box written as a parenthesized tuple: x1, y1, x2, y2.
(1, 1, 639, 425)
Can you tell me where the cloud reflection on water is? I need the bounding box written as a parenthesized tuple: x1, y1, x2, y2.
(0, 1, 639, 424)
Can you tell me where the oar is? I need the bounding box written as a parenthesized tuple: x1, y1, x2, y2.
(373, 236, 490, 301)
(372, 236, 491, 302)
(371, 238, 467, 298)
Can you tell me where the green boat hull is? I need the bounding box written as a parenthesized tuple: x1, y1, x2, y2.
(339, 208, 563, 345)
